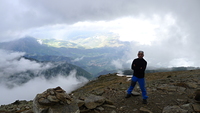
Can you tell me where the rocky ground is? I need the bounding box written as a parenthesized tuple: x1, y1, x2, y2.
(0, 69, 200, 113)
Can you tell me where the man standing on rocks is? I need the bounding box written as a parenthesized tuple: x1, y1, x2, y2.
(125, 51, 148, 104)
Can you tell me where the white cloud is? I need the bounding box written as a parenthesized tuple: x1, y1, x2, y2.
(169, 58, 194, 67)
(23, 13, 180, 45)
(111, 59, 124, 75)
(37, 39, 43, 45)
(0, 70, 88, 105)
(0, 49, 52, 77)
(0, 50, 88, 105)
(0, 0, 199, 43)
(72, 56, 84, 62)
(111, 59, 123, 69)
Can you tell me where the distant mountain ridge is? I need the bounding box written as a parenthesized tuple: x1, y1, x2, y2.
(24, 54, 72, 63)
(22, 56, 93, 79)
(0, 37, 62, 56)
(0, 37, 128, 75)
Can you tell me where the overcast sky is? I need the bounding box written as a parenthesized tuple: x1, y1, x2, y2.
(0, 0, 200, 105)
(0, 0, 200, 67)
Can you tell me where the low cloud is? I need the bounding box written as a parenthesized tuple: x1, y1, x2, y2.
(0, 49, 51, 78)
(0, 70, 88, 105)
(72, 56, 84, 62)
(111, 59, 123, 69)
(0, 50, 88, 105)
(111, 59, 125, 75)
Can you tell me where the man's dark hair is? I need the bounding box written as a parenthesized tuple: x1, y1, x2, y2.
(138, 51, 144, 54)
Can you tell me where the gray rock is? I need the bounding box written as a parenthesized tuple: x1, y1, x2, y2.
(197, 81, 200, 85)
(131, 91, 140, 96)
(119, 106, 126, 111)
(102, 104, 116, 109)
(96, 106, 104, 111)
(47, 101, 80, 113)
(177, 87, 186, 92)
(33, 86, 79, 113)
(162, 106, 188, 113)
(84, 94, 106, 109)
(192, 104, 200, 112)
(38, 97, 53, 106)
(120, 86, 127, 90)
(139, 107, 153, 113)
(133, 109, 138, 112)
(193, 78, 199, 82)
(47, 95, 59, 103)
(76, 99, 85, 107)
(187, 82, 198, 89)
(176, 99, 187, 104)
(21, 109, 33, 113)
(181, 104, 193, 112)
(94, 109, 100, 113)
(56, 92, 72, 102)
(94, 89, 105, 95)
(157, 84, 177, 92)
(105, 99, 114, 105)
(180, 103, 191, 109)
(110, 110, 117, 113)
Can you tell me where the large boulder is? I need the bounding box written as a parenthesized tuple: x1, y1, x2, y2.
(84, 94, 106, 109)
(33, 86, 79, 113)
(162, 106, 188, 113)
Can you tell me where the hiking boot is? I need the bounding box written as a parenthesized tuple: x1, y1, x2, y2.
(142, 99, 147, 104)
(125, 94, 131, 98)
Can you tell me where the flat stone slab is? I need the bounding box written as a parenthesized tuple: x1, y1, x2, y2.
(131, 91, 140, 96)
(84, 94, 106, 109)
(139, 107, 153, 113)
(192, 104, 200, 112)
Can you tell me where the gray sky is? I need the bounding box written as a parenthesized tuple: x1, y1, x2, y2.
(0, 0, 200, 105)
(0, 0, 200, 67)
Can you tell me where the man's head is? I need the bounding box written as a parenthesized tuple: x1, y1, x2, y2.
(138, 51, 144, 59)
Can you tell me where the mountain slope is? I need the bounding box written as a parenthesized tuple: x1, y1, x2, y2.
(71, 69, 200, 113)
(22, 56, 93, 79)
(24, 54, 72, 63)
(0, 37, 130, 75)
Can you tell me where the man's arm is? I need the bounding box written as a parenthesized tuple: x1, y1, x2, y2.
(131, 60, 135, 70)
(141, 60, 147, 71)
(131, 59, 140, 70)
